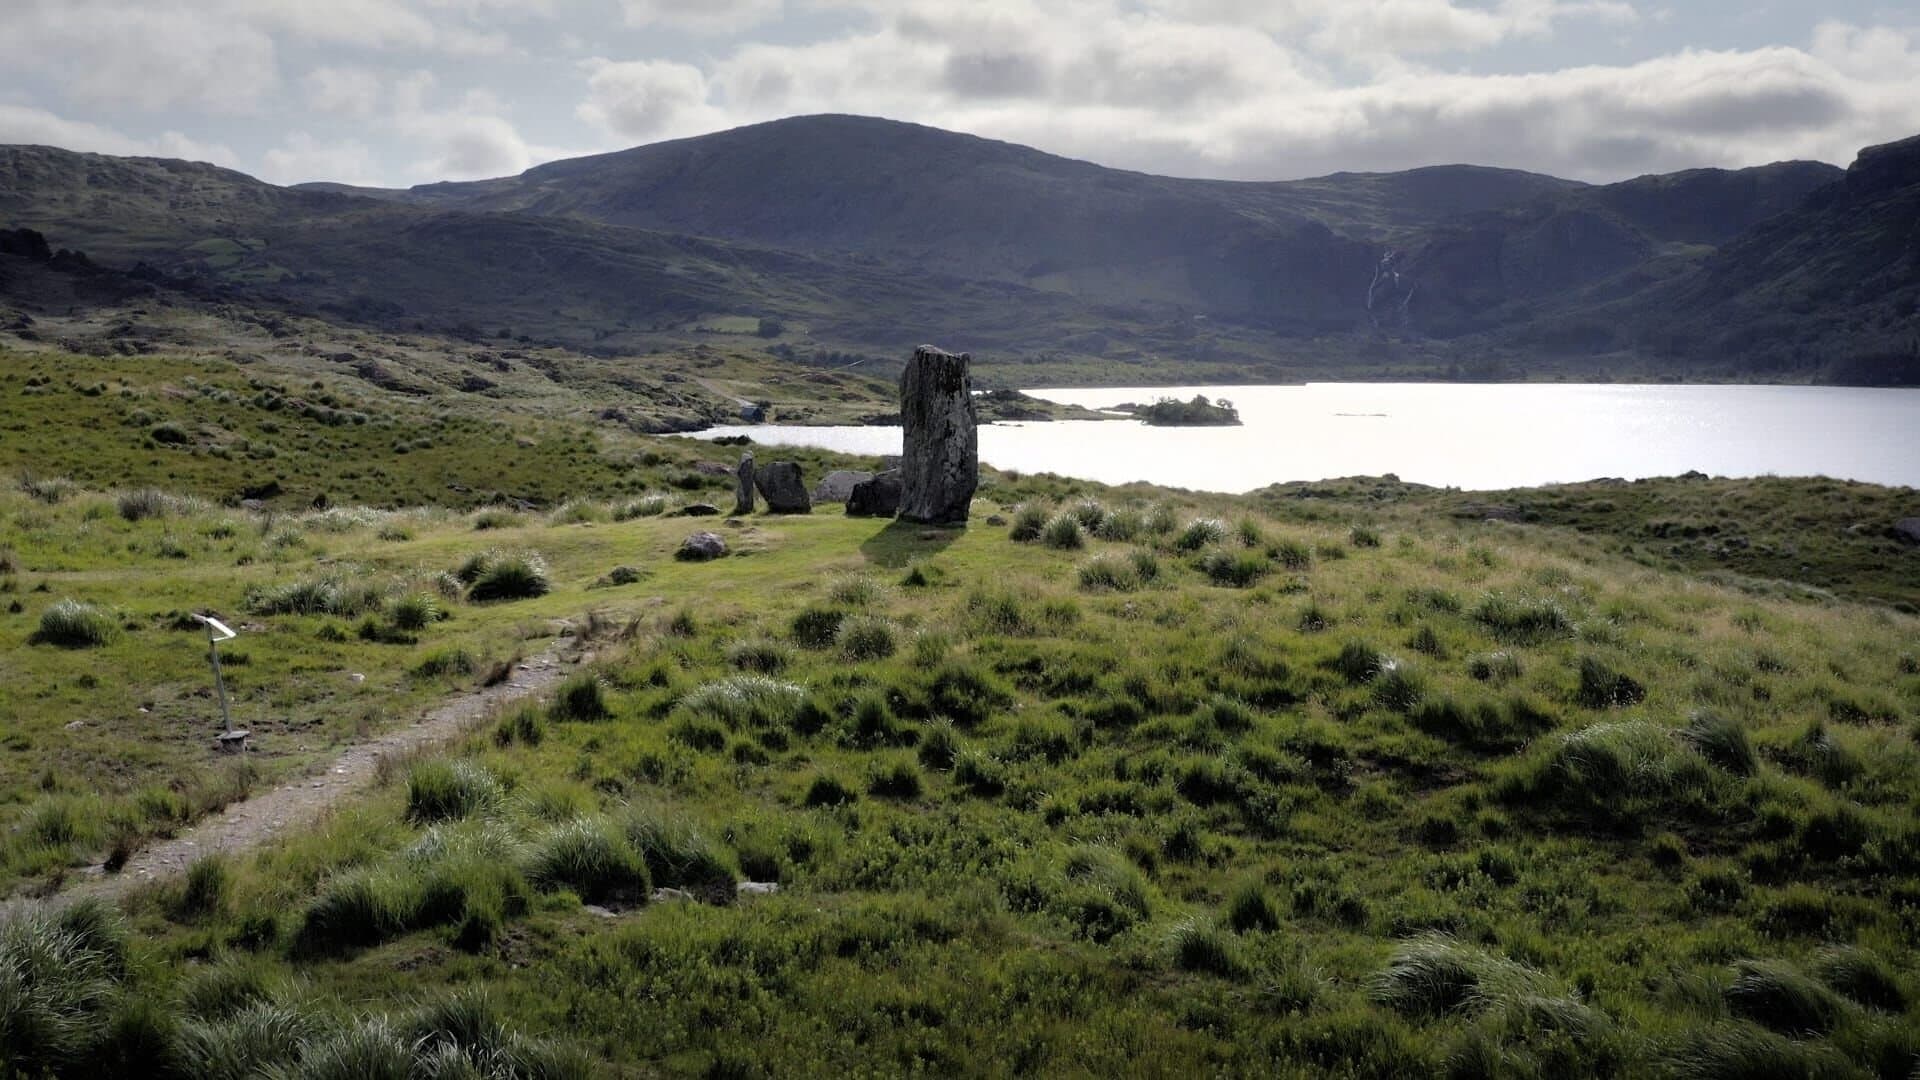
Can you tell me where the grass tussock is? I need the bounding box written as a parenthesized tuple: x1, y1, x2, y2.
(245, 574, 386, 617)
(406, 761, 504, 823)
(1040, 513, 1086, 550)
(458, 550, 551, 603)
(678, 675, 806, 728)
(549, 673, 611, 722)
(1473, 592, 1575, 644)
(525, 818, 649, 903)
(31, 598, 118, 647)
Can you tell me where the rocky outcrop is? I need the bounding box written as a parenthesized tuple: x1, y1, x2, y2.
(1893, 518, 1920, 545)
(813, 470, 873, 504)
(897, 345, 978, 525)
(754, 461, 811, 514)
(0, 228, 52, 261)
(734, 452, 757, 515)
(676, 531, 728, 561)
(846, 471, 903, 518)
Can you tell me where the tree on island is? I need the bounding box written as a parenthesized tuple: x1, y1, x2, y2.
(1137, 394, 1241, 426)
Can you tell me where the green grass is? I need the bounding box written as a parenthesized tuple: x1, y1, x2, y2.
(3, 454, 1918, 1076)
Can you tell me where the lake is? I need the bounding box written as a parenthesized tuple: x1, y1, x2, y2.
(678, 383, 1920, 492)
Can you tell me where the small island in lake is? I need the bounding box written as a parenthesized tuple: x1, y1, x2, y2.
(1126, 394, 1243, 426)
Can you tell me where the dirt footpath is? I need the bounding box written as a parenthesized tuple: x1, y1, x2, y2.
(62, 645, 580, 904)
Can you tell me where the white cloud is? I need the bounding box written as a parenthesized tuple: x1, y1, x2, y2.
(305, 67, 384, 117)
(382, 71, 545, 181)
(0, 103, 239, 166)
(619, 0, 785, 34)
(0, 2, 280, 113)
(241, 0, 438, 49)
(577, 59, 725, 139)
(260, 133, 382, 185)
(5, 0, 1919, 190)
(660, 7, 1920, 181)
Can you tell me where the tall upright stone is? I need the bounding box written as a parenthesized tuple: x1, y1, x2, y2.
(897, 345, 979, 525)
(733, 452, 756, 515)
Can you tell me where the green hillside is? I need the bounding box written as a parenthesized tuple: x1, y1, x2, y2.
(11, 115, 1909, 385)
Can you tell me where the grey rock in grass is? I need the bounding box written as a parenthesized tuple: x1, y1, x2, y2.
(676, 531, 728, 561)
(734, 452, 756, 515)
(1894, 517, 1920, 545)
(754, 460, 812, 514)
(898, 345, 978, 525)
(812, 469, 873, 504)
(846, 470, 903, 518)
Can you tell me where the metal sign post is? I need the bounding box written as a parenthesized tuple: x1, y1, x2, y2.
(191, 614, 245, 747)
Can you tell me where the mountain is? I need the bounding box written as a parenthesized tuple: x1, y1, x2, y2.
(0, 140, 1129, 359)
(3, 115, 1912, 383)
(318, 115, 1586, 333)
(1641, 135, 1920, 382)
(1371, 159, 1845, 341)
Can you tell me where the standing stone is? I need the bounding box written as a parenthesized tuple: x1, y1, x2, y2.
(846, 471, 903, 517)
(734, 452, 756, 515)
(898, 345, 978, 525)
(754, 461, 812, 514)
(812, 469, 874, 504)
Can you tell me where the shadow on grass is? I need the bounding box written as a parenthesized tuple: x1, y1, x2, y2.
(858, 518, 964, 568)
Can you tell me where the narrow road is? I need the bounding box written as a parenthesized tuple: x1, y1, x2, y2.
(58, 645, 580, 904)
(693, 376, 756, 410)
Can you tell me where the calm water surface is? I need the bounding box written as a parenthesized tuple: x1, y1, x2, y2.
(681, 384, 1920, 492)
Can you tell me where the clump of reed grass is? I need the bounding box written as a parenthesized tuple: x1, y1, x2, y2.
(1173, 518, 1227, 552)
(116, 488, 172, 522)
(1008, 503, 1050, 542)
(678, 675, 806, 728)
(525, 818, 648, 903)
(245, 574, 386, 617)
(31, 598, 118, 647)
(406, 761, 504, 823)
(549, 673, 611, 722)
(1473, 592, 1574, 644)
(457, 550, 550, 602)
(1041, 513, 1086, 550)
(1077, 553, 1139, 592)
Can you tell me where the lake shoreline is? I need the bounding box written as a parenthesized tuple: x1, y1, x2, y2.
(674, 382, 1920, 493)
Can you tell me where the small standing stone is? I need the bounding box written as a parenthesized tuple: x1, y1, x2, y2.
(754, 461, 812, 514)
(676, 531, 728, 561)
(898, 345, 978, 525)
(812, 469, 874, 504)
(734, 452, 756, 515)
(846, 471, 903, 517)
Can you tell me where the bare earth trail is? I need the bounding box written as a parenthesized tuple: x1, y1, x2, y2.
(61, 644, 581, 905)
(693, 376, 756, 410)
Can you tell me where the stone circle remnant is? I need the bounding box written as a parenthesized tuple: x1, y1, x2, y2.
(897, 345, 978, 525)
(754, 460, 812, 514)
(846, 471, 903, 518)
(734, 452, 757, 515)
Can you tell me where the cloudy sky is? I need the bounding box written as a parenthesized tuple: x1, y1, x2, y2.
(2, 0, 1917, 188)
